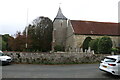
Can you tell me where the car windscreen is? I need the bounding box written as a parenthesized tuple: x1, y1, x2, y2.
(104, 57, 116, 62)
(0, 53, 4, 56)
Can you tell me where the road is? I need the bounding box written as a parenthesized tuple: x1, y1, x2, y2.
(2, 64, 120, 79)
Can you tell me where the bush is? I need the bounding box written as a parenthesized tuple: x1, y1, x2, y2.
(111, 48, 119, 53)
(54, 45, 65, 52)
(98, 36, 113, 54)
(89, 38, 100, 53)
(82, 37, 92, 52)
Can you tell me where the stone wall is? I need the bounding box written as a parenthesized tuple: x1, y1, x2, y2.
(4, 51, 111, 64)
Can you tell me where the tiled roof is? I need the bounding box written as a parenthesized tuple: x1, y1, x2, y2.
(70, 20, 119, 36)
(55, 7, 67, 20)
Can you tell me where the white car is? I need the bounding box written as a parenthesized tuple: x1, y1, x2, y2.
(0, 51, 12, 65)
(99, 55, 120, 75)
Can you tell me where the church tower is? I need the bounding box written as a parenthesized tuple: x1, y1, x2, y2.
(52, 7, 68, 51)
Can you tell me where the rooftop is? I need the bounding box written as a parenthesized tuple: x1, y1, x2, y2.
(54, 7, 67, 20)
(70, 20, 119, 36)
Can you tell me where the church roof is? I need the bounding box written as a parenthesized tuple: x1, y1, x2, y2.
(55, 7, 67, 20)
(70, 20, 119, 36)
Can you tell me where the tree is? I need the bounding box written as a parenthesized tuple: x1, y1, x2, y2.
(23, 16, 53, 52)
(8, 36, 15, 51)
(1, 34, 13, 51)
(98, 36, 113, 54)
(0, 35, 7, 51)
(2, 40, 6, 51)
(89, 38, 100, 53)
(23, 24, 36, 51)
(8, 32, 32, 51)
(82, 37, 92, 52)
(8, 32, 25, 51)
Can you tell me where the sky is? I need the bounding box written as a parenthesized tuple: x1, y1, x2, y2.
(0, 0, 119, 36)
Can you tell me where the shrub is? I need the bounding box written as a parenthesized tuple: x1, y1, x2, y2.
(89, 38, 100, 53)
(82, 37, 92, 52)
(111, 48, 119, 54)
(98, 36, 113, 54)
(54, 45, 65, 52)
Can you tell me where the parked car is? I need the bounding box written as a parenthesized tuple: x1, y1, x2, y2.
(99, 55, 120, 75)
(0, 51, 12, 65)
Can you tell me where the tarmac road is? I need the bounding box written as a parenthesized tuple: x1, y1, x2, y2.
(2, 63, 120, 79)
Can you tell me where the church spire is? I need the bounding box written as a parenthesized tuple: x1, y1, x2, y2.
(55, 7, 67, 20)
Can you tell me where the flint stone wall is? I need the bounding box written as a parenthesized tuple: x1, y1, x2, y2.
(3, 52, 111, 64)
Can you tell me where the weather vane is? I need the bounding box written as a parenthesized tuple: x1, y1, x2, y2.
(59, 3, 62, 7)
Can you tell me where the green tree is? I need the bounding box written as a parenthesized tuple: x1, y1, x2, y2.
(23, 16, 53, 52)
(0, 35, 7, 51)
(98, 36, 113, 54)
(89, 38, 100, 53)
(1, 34, 13, 51)
(23, 25, 35, 51)
(2, 40, 6, 51)
(82, 37, 92, 52)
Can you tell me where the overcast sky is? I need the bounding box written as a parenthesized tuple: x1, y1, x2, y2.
(0, 0, 119, 35)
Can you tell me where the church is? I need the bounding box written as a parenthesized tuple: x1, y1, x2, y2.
(52, 7, 119, 52)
